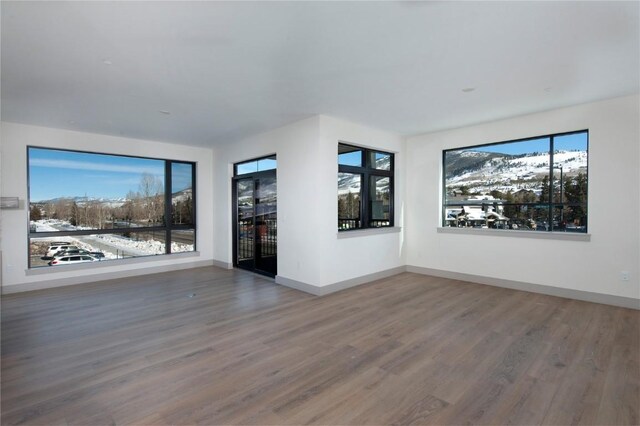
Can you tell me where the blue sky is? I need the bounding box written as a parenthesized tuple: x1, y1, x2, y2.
(471, 132, 588, 155)
(338, 151, 361, 167)
(338, 150, 389, 167)
(236, 157, 277, 175)
(29, 148, 192, 202)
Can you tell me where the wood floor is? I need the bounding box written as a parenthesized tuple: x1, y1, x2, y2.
(2, 267, 638, 425)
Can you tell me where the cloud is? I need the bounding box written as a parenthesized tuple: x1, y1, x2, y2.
(29, 158, 164, 176)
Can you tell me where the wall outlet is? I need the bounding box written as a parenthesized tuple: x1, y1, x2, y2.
(620, 271, 630, 282)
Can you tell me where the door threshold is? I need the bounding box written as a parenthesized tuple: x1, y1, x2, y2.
(234, 267, 276, 281)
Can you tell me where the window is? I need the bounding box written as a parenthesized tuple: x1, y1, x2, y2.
(28, 147, 196, 268)
(338, 143, 394, 231)
(442, 130, 588, 232)
(234, 155, 277, 175)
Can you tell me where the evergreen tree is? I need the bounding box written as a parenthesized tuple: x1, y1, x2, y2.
(563, 172, 588, 224)
(540, 176, 550, 202)
(29, 205, 42, 221)
(489, 190, 504, 200)
(70, 202, 79, 226)
(503, 190, 516, 219)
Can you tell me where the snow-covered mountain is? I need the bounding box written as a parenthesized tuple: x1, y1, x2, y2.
(338, 156, 392, 195)
(34, 187, 193, 207)
(33, 196, 128, 207)
(445, 149, 587, 195)
(171, 187, 192, 204)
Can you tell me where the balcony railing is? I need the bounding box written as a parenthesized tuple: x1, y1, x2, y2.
(339, 218, 390, 231)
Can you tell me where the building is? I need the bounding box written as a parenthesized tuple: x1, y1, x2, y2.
(444, 195, 509, 228)
(1, 2, 638, 425)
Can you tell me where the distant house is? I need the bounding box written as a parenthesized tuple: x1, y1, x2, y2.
(445, 194, 509, 228)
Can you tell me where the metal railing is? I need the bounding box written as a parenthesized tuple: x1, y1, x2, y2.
(238, 218, 277, 260)
(339, 218, 390, 230)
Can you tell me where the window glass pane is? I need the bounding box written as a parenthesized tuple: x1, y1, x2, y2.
(338, 172, 361, 230)
(369, 151, 391, 171)
(28, 147, 197, 268)
(236, 161, 258, 175)
(553, 131, 588, 213)
(444, 137, 550, 205)
(338, 144, 363, 167)
(370, 176, 391, 227)
(28, 148, 166, 230)
(237, 179, 254, 261)
(443, 131, 588, 232)
(29, 230, 167, 268)
(444, 137, 552, 229)
(171, 162, 194, 225)
(257, 156, 277, 172)
(171, 229, 195, 252)
(337, 144, 394, 231)
(235, 156, 277, 175)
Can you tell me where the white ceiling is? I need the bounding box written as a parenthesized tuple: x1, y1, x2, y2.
(2, 1, 638, 147)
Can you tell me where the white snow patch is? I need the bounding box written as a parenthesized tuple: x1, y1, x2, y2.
(31, 219, 193, 259)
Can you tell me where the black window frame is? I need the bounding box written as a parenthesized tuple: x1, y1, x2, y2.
(442, 129, 589, 233)
(27, 146, 197, 268)
(338, 143, 394, 231)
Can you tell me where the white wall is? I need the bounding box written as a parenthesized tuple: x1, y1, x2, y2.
(0, 122, 215, 290)
(212, 116, 325, 285)
(4, 95, 636, 302)
(318, 116, 405, 286)
(212, 115, 405, 287)
(405, 95, 640, 301)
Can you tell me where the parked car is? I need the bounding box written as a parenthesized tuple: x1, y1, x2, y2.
(48, 255, 99, 266)
(46, 244, 79, 257)
(89, 252, 105, 259)
(53, 248, 92, 258)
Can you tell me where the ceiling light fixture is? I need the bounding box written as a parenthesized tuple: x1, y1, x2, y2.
(159, 110, 171, 115)
(462, 87, 476, 93)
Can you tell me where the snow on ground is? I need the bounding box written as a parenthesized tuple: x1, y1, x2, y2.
(33, 220, 61, 232)
(31, 219, 193, 259)
(92, 234, 164, 256)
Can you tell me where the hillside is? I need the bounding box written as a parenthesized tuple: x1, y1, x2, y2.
(445, 150, 587, 195)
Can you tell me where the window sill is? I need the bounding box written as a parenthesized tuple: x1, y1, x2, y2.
(337, 226, 402, 239)
(437, 227, 590, 241)
(26, 251, 201, 276)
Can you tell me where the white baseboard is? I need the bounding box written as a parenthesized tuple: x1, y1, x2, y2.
(212, 259, 233, 270)
(2, 259, 215, 294)
(276, 266, 406, 296)
(406, 265, 640, 310)
(5, 259, 637, 311)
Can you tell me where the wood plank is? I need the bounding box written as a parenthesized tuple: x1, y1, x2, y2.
(2, 267, 638, 425)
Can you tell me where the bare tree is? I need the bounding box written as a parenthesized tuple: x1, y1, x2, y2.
(44, 202, 55, 219)
(139, 173, 164, 224)
(86, 200, 108, 229)
(53, 199, 71, 221)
